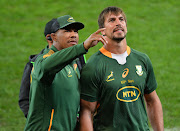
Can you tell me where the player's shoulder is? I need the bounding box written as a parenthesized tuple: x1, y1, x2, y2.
(81, 51, 105, 79)
(86, 51, 104, 65)
(81, 51, 103, 71)
(130, 48, 150, 61)
(35, 48, 51, 61)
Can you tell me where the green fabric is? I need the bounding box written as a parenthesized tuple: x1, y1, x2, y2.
(24, 43, 86, 131)
(54, 15, 84, 31)
(80, 47, 157, 131)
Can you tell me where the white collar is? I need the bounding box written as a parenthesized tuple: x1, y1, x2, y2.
(111, 51, 128, 65)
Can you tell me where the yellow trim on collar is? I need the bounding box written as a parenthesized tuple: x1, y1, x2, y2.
(127, 46, 131, 56)
(99, 47, 112, 58)
(99, 46, 131, 58)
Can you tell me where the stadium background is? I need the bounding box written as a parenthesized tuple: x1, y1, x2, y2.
(0, 0, 179, 130)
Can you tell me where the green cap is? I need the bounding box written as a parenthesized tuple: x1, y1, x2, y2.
(51, 15, 84, 33)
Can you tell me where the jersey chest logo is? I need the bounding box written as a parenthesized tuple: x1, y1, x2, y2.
(116, 86, 141, 102)
(73, 63, 80, 78)
(73, 64, 77, 71)
(136, 65, 143, 76)
(67, 69, 72, 77)
(122, 68, 129, 78)
(106, 71, 115, 82)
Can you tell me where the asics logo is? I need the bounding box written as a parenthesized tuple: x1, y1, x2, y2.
(122, 68, 129, 78)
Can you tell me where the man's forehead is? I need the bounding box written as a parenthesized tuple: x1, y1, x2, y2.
(106, 12, 124, 19)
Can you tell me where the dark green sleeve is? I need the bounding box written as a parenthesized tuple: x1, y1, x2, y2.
(80, 56, 102, 102)
(144, 55, 157, 94)
(34, 43, 86, 82)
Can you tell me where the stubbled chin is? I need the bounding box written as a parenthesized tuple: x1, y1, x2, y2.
(113, 36, 126, 41)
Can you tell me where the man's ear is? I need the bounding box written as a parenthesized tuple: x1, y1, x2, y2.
(46, 34, 52, 41)
(50, 33, 56, 41)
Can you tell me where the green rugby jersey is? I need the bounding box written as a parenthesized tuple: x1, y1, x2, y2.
(24, 43, 86, 131)
(80, 46, 157, 131)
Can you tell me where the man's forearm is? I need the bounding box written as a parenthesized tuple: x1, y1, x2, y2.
(146, 95, 164, 131)
(79, 111, 93, 131)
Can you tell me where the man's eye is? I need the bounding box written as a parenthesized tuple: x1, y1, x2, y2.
(120, 18, 125, 21)
(109, 19, 114, 22)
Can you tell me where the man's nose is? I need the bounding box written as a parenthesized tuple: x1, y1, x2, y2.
(115, 19, 121, 25)
(70, 31, 78, 37)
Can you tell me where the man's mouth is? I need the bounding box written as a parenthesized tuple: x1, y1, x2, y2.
(113, 28, 124, 33)
(69, 40, 77, 45)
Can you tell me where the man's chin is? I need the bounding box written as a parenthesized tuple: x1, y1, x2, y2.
(69, 42, 77, 46)
(113, 36, 126, 42)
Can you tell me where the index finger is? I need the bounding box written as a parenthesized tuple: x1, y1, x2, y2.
(94, 28, 106, 34)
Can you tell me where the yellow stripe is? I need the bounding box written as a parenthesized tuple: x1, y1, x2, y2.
(48, 109, 54, 131)
(30, 67, 34, 83)
(99, 47, 112, 58)
(127, 46, 131, 55)
(43, 50, 55, 59)
(99, 46, 131, 58)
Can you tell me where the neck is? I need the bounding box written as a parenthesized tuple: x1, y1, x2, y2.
(53, 42, 62, 51)
(47, 41, 53, 48)
(103, 37, 127, 54)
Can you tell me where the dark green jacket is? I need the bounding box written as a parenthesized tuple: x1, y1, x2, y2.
(24, 43, 86, 131)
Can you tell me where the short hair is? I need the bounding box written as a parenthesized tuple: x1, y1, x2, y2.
(98, 6, 127, 28)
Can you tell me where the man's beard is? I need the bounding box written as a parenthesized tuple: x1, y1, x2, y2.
(112, 34, 126, 42)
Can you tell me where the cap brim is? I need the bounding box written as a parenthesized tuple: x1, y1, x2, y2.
(60, 22, 84, 30)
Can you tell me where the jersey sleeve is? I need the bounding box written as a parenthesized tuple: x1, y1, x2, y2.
(33, 43, 87, 82)
(144, 55, 157, 94)
(80, 57, 101, 102)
